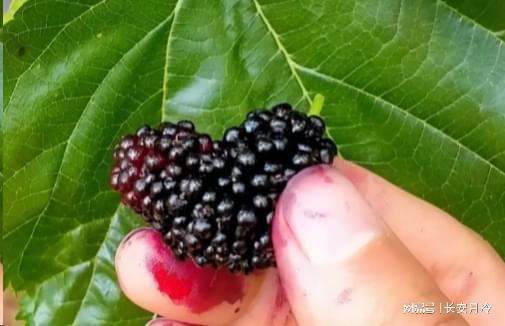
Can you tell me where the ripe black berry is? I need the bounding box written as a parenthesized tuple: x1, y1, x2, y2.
(110, 103, 337, 274)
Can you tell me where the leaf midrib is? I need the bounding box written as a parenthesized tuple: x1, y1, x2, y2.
(253, 0, 505, 180)
(252, 0, 312, 107)
(161, 0, 183, 121)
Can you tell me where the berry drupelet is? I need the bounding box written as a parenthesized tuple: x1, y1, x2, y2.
(110, 103, 337, 274)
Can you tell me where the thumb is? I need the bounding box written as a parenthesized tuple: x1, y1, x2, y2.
(272, 165, 467, 326)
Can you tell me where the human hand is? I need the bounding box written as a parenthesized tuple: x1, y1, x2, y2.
(115, 158, 505, 325)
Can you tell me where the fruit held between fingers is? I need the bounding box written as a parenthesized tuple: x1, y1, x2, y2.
(110, 103, 337, 273)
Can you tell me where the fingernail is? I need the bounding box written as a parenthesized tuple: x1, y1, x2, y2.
(146, 319, 170, 326)
(147, 319, 197, 326)
(278, 165, 384, 263)
(118, 227, 153, 249)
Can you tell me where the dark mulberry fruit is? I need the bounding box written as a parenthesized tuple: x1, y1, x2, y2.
(110, 103, 337, 274)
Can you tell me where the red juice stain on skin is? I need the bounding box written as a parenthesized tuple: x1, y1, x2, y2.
(269, 284, 288, 325)
(278, 191, 310, 259)
(150, 260, 192, 300)
(279, 165, 335, 227)
(271, 214, 287, 249)
(334, 158, 367, 185)
(272, 192, 296, 250)
(272, 191, 296, 249)
(286, 164, 332, 190)
(282, 192, 297, 222)
(318, 166, 335, 184)
(336, 288, 353, 304)
(275, 286, 286, 309)
(301, 164, 335, 184)
(145, 230, 245, 313)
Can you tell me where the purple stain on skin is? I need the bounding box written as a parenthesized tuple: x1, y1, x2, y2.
(302, 165, 335, 184)
(344, 201, 351, 212)
(282, 192, 298, 221)
(272, 202, 288, 248)
(321, 172, 334, 184)
(286, 165, 336, 190)
(303, 209, 326, 219)
(278, 191, 311, 259)
(312, 165, 335, 184)
(275, 285, 287, 309)
(336, 288, 354, 304)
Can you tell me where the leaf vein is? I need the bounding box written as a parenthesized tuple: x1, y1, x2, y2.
(293, 62, 505, 179)
(438, 0, 505, 45)
(5, 0, 109, 111)
(15, 16, 172, 282)
(161, 0, 182, 121)
(69, 210, 118, 325)
(253, 0, 312, 106)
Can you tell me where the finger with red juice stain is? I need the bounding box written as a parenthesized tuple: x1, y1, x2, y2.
(116, 228, 293, 326)
(146, 272, 294, 326)
(116, 228, 258, 325)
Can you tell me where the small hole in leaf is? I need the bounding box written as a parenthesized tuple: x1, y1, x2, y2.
(17, 46, 26, 57)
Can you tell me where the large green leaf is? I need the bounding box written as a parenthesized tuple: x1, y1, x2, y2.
(3, 0, 505, 325)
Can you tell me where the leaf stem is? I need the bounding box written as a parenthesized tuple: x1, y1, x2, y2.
(308, 94, 325, 116)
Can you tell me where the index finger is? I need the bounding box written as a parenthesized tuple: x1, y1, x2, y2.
(334, 157, 505, 325)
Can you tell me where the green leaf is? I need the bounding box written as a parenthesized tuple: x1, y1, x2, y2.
(442, 0, 505, 40)
(17, 208, 152, 325)
(4, 0, 505, 325)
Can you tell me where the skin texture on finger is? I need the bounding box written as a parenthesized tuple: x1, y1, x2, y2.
(231, 271, 292, 326)
(284, 313, 298, 326)
(115, 228, 263, 325)
(273, 165, 468, 326)
(334, 157, 505, 325)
